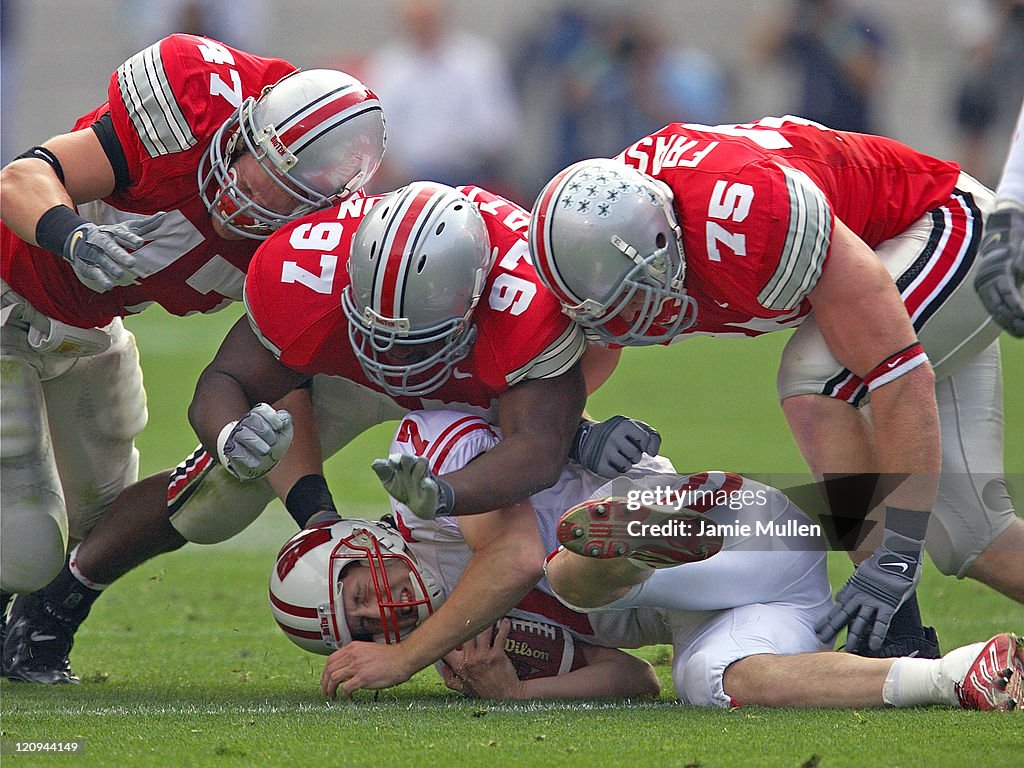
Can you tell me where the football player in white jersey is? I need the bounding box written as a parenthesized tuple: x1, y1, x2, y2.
(275, 409, 1021, 711)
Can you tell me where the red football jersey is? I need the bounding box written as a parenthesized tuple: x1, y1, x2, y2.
(1, 34, 296, 328)
(616, 116, 964, 337)
(244, 186, 583, 413)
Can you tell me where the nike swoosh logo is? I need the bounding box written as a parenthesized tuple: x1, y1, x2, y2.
(68, 229, 84, 255)
(886, 357, 905, 369)
(879, 561, 909, 573)
(452, 369, 472, 379)
(29, 633, 58, 642)
(981, 232, 1003, 249)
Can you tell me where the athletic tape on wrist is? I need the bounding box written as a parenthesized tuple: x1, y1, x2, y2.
(216, 420, 240, 472)
(864, 342, 928, 392)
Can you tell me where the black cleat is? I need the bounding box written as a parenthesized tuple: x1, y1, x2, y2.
(2, 595, 80, 685)
(855, 625, 941, 660)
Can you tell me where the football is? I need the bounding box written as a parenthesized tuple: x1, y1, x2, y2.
(499, 617, 586, 680)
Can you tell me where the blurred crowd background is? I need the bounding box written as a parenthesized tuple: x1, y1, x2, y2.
(2, 0, 1022, 208)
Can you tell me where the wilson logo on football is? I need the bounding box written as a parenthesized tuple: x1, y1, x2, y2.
(504, 639, 551, 662)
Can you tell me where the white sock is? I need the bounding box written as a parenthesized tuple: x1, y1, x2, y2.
(883, 642, 986, 707)
(68, 544, 112, 591)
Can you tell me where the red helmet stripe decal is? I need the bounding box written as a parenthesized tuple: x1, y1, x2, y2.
(378, 186, 436, 318)
(275, 620, 322, 641)
(531, 166, 579, 305)
(278, 87, 380, 149)
(269, 590, 319, 619)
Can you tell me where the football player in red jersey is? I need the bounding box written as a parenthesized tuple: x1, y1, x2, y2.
(3, 181, 655, 684)
(192, 182, 595, 509)
(0, 33, 386, 682)
(279, 409, 1021, 712)
(528, 116, 1024, 660)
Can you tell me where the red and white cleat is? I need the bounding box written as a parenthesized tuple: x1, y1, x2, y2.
(955, 633, 1023, 712)
(556, 497, 723, 568)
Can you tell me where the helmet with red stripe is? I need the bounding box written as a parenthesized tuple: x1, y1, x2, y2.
(199, 68, 386, 239)
(528, 158, 697, 346)
(341, 182, 492, 396)
(269, 519, 443, 654)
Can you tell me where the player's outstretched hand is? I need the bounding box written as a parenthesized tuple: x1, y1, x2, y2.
(571, 415, 662, 478)
(816, 539, 923, 652)
(974, 204, 1024, 337)
(216, 403, 293, 481)
(372, 454, 455, 520)
(63, 212, 167, 292)
(321, 641, 415, 700)
(442, 620, 524, 699)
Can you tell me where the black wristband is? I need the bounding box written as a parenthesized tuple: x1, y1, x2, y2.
(35, 204, 86, 258)
(884, 506, 930, 542)
(285, 474, 338, 528)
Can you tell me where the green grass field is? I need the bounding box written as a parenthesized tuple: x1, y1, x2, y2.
(2, 307, 1023, 767)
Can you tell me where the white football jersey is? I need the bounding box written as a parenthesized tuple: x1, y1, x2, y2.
(387, 409, 678, 648)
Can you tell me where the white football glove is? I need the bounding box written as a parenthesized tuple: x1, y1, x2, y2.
(216, 403, 293, 481)
(372, 453, 455, 520)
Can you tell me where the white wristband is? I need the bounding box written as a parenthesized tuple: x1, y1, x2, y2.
(216, 420, 240, 474)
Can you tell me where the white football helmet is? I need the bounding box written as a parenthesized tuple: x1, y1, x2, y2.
(269, 519, 443, 654)
(341, 182, 492, 397)
(529, 158, 698, 346)
(199, 69, 386, 239)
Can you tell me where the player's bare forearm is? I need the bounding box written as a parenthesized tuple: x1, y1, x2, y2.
(388, 503, 545, 678)
(189, 316, 309, 455)
(0, 130, 116, 243)
(444, 367, 586, 514)
(519, 646, 660, 700)
(808, 220, 941, 514)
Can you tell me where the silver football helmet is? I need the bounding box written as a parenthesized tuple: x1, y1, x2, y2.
(269, 519, 443, 654)
(529, 158, 698, 346)
(199, 68, 386, 239)
(341, 182, 492, 397)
